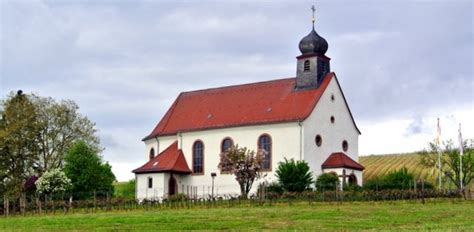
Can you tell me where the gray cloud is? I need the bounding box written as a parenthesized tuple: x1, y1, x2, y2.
(1, 0, 472, 180)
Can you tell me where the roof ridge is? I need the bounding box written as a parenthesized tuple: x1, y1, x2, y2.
(181, 77, 295, 95)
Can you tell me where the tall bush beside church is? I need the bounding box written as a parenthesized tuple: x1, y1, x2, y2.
(64, 141, 116, 199)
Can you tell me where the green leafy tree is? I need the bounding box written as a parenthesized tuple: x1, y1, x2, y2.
(275, 158, 313, 192)
(35, 168, 72, 195)
(31, 95, 100, 174)
(218, 145, 265, 198)
(64, 141, 115, 199)
(315, 173, 339, 191)
(420, 139, 474, 190)
(0, 91, 41, 198)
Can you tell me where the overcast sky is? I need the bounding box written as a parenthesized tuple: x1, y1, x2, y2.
(1, 0, 472, 181)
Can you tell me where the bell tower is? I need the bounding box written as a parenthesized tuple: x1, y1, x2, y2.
(296, 5, 330, 90)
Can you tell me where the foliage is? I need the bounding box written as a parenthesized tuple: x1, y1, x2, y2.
(265, 181, 284, 196)
(275, 158, 313, 192)
(167, 193, 189, 202)
(218, 145, 265, 198)
(114, 180, 136, 200)
(0, 91, 41, 197)
(363, 167, 433, 191)
(64, 141, 116, 199)
(315, 173, 339, 191)
(31, 95, 100, 174)
(419, 139, 474, 190)
(383, 167, 414, 189)
(35, 168, 72, 195)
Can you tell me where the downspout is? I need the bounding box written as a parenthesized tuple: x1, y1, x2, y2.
(298, 121, 303, 160)
(155, 137, 159, 153)
(178, 131, 183, 149)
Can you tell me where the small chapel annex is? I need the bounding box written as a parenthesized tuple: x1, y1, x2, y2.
(133, 12, 364, 200)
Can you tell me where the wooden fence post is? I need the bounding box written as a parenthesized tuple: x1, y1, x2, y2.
(69, 196, 73, 213)
(3, 194, 8, 217)
(93, 190, 97, 213)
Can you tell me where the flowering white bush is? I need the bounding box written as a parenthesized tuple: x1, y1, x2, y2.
(36, 168, 72, 195)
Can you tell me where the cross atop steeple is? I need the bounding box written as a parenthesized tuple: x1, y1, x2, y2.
(311, 5, 316, 27)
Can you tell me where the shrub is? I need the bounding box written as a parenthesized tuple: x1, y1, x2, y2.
(167, 193, 188, 202)
(36, 168, 72, 195)
(265, 182, 284, 195)
(275, 158, 313, 192)
(315, 173, 339, 191)
(363, 167, 432, 191)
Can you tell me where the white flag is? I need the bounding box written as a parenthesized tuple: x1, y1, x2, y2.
(436, 118, 441, 145)
(459, 123, 464, 156)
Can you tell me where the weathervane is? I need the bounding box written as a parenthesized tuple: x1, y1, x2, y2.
(311, 5, 316, 27)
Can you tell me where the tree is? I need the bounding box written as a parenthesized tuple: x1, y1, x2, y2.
(420, 139, 474, 190)
(64, 141, 115, 199)
(218, 145, 265, 198)
(315, 173, 339, 191)
(275, 158, 313, 192)
(35, 168, 71, 195)
(31, 95, 100, 174)
(0, 91, 41, 198)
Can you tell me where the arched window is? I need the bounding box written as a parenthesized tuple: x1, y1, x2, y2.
(330, 116, 335, 124)
(258, 134, 272, 170)
(342, 140, 349, 152)
(304, 60, 310, 72)
(221, 137, 234, 153)
(149, 148, 155, 160)
(192, 141, 204, 174)
(148, 177, 153, 188)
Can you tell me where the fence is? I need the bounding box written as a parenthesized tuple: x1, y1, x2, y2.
(1, 188, 472, 217)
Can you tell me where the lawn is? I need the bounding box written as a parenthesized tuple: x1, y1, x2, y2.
(0, 200, 473, 231)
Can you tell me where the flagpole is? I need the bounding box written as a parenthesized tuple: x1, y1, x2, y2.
(438, 147, 442, 189)
(436, 118, 442, 190)
(459, 123, 463, 191)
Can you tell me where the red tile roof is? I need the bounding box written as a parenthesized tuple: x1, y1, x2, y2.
(321, 152, 365, 171)
(144, 72, 355, 140)
(132, 141, 192, 174)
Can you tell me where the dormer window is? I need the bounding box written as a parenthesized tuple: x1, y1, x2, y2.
(304, 60, 310, 72)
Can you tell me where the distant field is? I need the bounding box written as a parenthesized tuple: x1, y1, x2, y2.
(360, 153, 438, 182)
(0, 201, 473, 231)
(113, 181, 135, 199)
(360, 153, 474, 191)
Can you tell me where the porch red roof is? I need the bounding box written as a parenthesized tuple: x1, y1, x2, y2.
(143, 73, 349, 140)
(321, 152, 365, 171)
(132, 141, 191, 174)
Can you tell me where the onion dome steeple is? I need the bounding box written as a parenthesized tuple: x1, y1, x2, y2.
(298, 5, 328, 55)
(295, 5, 331, 90)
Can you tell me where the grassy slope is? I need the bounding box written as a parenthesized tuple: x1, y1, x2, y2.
(360, 153, 474, 191)
(113, 181, 135, 199)
(0, 201, 472, 231)
(360, 153, 438, 182)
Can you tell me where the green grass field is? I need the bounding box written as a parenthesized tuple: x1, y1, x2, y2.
(113, 180, 135, 199)
(1, 200, 473, 231)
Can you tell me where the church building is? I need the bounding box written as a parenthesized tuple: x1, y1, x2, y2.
(133, 11, 364, 200)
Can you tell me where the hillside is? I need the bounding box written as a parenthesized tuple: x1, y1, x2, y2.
(360, 153, 438, 183)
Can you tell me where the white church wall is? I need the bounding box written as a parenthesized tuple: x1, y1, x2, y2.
(177, 122, 302, 196)
(143, 135, 177, 160)
(302, 76, 360, 181)
(136, 173, 166, 201)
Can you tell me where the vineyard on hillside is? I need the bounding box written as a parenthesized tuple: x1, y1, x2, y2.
(360, 153, 438, 183)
